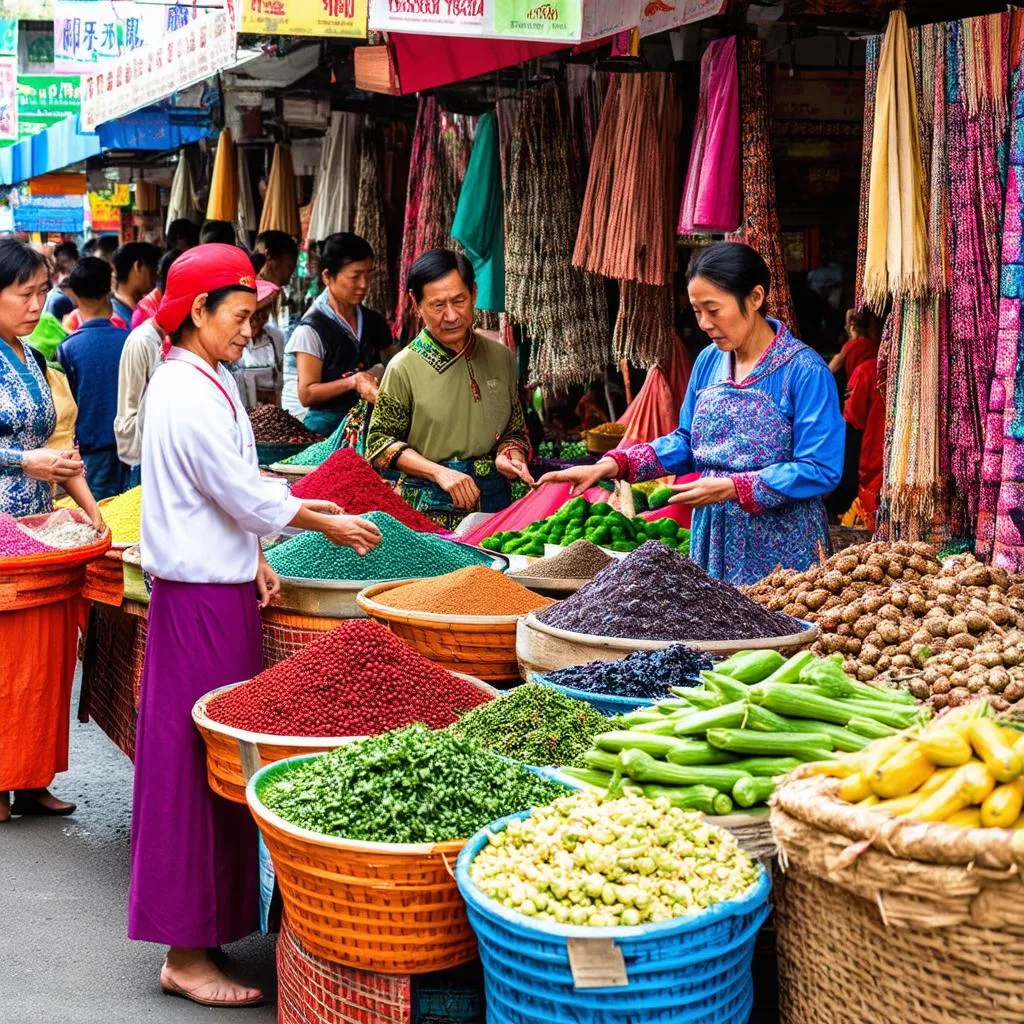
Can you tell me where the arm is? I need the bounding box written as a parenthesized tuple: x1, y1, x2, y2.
(828, 349, 846, 374)
(732, 357, 846, 513)
(63, 474, 104, 531)
(295, 351, 360, 407)
(56, 343, 79, 400)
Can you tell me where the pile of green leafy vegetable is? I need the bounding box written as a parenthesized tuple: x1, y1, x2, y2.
(257, 724, 565, 843)
(447, 683, 609, 767)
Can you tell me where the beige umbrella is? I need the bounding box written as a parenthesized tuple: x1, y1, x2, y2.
(206, 128, 239, 223)
(166, 151, 199, 229)
(258, 144, 300, 238)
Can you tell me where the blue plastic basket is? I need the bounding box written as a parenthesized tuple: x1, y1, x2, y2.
(455, 810, 771, 1024)
(532, 673, 657, 717)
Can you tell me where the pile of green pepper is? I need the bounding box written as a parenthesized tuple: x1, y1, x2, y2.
(481, 497, 690, 557)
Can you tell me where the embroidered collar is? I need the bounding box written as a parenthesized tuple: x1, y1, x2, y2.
(714, 319, 808, 390)
(409, 329, 477, 374)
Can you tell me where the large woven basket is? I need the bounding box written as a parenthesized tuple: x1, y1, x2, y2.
(517, 613, 819, 675)
(247, 754, 478, 973)
(772, 770, 1024, 1024)
(193, 673, 499, 803)
(261, 606, 343, 668)
(356, 581, 530, 682)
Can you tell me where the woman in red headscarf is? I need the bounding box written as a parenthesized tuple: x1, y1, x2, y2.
(127, 245, 382, 1007)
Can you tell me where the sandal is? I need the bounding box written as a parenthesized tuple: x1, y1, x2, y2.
(160, 968, 265, 1009)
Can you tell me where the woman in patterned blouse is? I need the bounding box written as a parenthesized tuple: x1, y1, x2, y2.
(539, 242, 845, 585)
(0, 239, 102, 824)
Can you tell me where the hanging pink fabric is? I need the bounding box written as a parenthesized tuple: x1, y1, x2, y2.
(678, 36, 742, 233)
(616, 338, 693, 446)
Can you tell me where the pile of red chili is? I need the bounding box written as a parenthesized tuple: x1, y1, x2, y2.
(205, 619, 493, 736)
(291, 449, 447, 534)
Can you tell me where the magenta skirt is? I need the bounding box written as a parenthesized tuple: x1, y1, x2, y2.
(127, 578, 263, 946)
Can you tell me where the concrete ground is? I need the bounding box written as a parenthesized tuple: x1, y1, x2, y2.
(0, 672, 277, 1024)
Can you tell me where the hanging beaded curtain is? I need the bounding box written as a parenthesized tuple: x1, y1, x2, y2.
(505, 83, 611, 392)
(572, 72, 681, 366)
(944, 14, 1008, 538)
(978, 13, 1024, 568)
(392, 98, 475, 341)
(354, 123, 392, 318)
(726, 38, 797, 332)
(854, 37, 877, 310)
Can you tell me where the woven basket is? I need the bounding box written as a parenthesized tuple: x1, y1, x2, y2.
(261, 606, 343, 668)
(772, 770, 1024, 1024)
(248, 754, 478, 973)
(516, 613, 819, 675)
(356, 581, 529, 682)
(194, 673, 499, 803)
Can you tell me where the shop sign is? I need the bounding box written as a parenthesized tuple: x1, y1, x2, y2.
(18, 74, 82, 117)
(53, 0, 199, 73)
(0, 19, 18, 59)
(239, 0, 367, 38)
(0, 59, 17, 144)
(368, 0, 637, 41)
(10, 191, 85, 233)
(89, 190, 122, 230)
(637, 0, 728, 37)
(80, 8, 235, 131)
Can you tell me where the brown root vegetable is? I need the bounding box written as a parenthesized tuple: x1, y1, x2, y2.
(910, 678, 931, 700)
(929, 693, 949, 710)
(946, 616, 968, 637)
(857, 665, 878, 682)
(964, 611, 991, 635)
(890, 654, 914, 670)
(844, 637, 862, 656)
(931, 678, 952, 695)
(987, 667, 1011, 693)
(804, 589, 829, 611)
(877, 604, 902, 622)
(911, 644, 933, 668)
(992, 697, 1011, 712)
(951, 653, 971, 671)
(949, 633, 978, 651)
(853, 617, 876, 640)
(947, 687, 971, 707)
(949, 671, 969, 689)
(1004, 680, 1024, 702)
(876, 654, 892, 672)
(859, 643, 880, 666)
(876, 621, 901, 645)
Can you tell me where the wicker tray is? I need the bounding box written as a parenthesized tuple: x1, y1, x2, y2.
(356, 580, 531, 682)
(516, 613, 819, 675)
(193, 673, 499, 803)
(772, 770, 1024, 1024)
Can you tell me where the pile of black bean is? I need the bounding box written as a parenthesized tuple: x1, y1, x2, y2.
(544, 643, 713, 698)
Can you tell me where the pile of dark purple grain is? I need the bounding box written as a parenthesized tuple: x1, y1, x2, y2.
(536, 541, 800, 642)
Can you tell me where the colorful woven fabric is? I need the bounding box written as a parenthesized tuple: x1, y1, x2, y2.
(854, 35, 880, 310)
(353, 125, 392, 318)
(727, 38, 797, 332)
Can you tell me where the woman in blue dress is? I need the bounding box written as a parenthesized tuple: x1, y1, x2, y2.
(540, 242, 844, 585)
(0, 239, 103, 823)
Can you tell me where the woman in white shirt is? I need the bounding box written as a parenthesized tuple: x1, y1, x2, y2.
(128, 244, 380, 1008)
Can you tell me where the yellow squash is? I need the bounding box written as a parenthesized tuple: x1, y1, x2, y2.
(914, 762, 994, 822)
(980, 777, 1024, 829)
(916, 765, 959, 798)
(861, 736, 909, 783)
(968, 719, 1023, 783)
(946, 808, 983, 829)
(871, 741, 934, 799)
(873, 792, 928, 816)
(838, 772, 872, 803)
(919, 727, 972, 767)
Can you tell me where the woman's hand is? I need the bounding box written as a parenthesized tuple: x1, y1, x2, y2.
(353, 372, 380, 404)
(536, 458, 618, 497)
(433, 466, 481, 511)
(495, 449, 535, 486)
(255, 558, 282, 608)
(22, 448, 84, 482)
(320, 514, 382, 556)
(668, 477, 738, 508)
(302, 499, 343, 515)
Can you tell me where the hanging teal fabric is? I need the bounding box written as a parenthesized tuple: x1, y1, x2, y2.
(452, 111, 505, 312)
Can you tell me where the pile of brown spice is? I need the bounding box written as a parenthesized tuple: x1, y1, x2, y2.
(375, 567, 554, 617)
(511, 540, 612, 580)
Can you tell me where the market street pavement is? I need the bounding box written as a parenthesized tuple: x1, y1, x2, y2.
(0, 670, 277, 1024)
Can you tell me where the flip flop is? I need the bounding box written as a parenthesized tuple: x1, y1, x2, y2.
(10, 796, 76, 817)
(160, 975, 266, 1009)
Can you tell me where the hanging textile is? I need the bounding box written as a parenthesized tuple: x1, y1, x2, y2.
(235, 148, 258, 239)
(452, 111, 505, 313)
(678, 36, 741, 233)
(726, 39, 797, 332)
(612, 281, 674, 367)
(573, 73, 680, 286)
(505, 83, 610, 391)
(308, 112, 360, 245)
(945, 15, 1007, 536)
(166, 152, 199, 230)
(392, 98, 475, 341)
(862, 10, 928, 308)
(258, 145, 300, 237)
(353, 124, 391, 318)
(205, 128, 238, 223)
(978, 13, 1024, 568)
(854, 36, 878, 311)
(617, 338, 692, 447)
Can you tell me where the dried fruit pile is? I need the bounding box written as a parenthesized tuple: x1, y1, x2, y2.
(745, 544, 1024, 712)
(291, 449, 445, 534)
(206, 619, 493, 736)
(248, 404, 323, 444)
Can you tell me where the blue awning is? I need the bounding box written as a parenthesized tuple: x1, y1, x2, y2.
(96, 107, 215, 151)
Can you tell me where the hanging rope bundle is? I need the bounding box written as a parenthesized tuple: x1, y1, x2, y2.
(354, 123, 391, 318)
(393, 98, 475, 340)
(726, 39, 797, 331)
(572, 73, 679, 287)
(613, 281, 675, 367)
(505, 83, 610, 392)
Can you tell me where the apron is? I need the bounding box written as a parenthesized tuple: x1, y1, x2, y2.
(689, 382, 829, 585)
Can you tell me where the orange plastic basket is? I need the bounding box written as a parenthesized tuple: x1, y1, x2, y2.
(248, 754, 477, 974)
(193, 673, 499, 803)
(355, 581, 527, 682)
